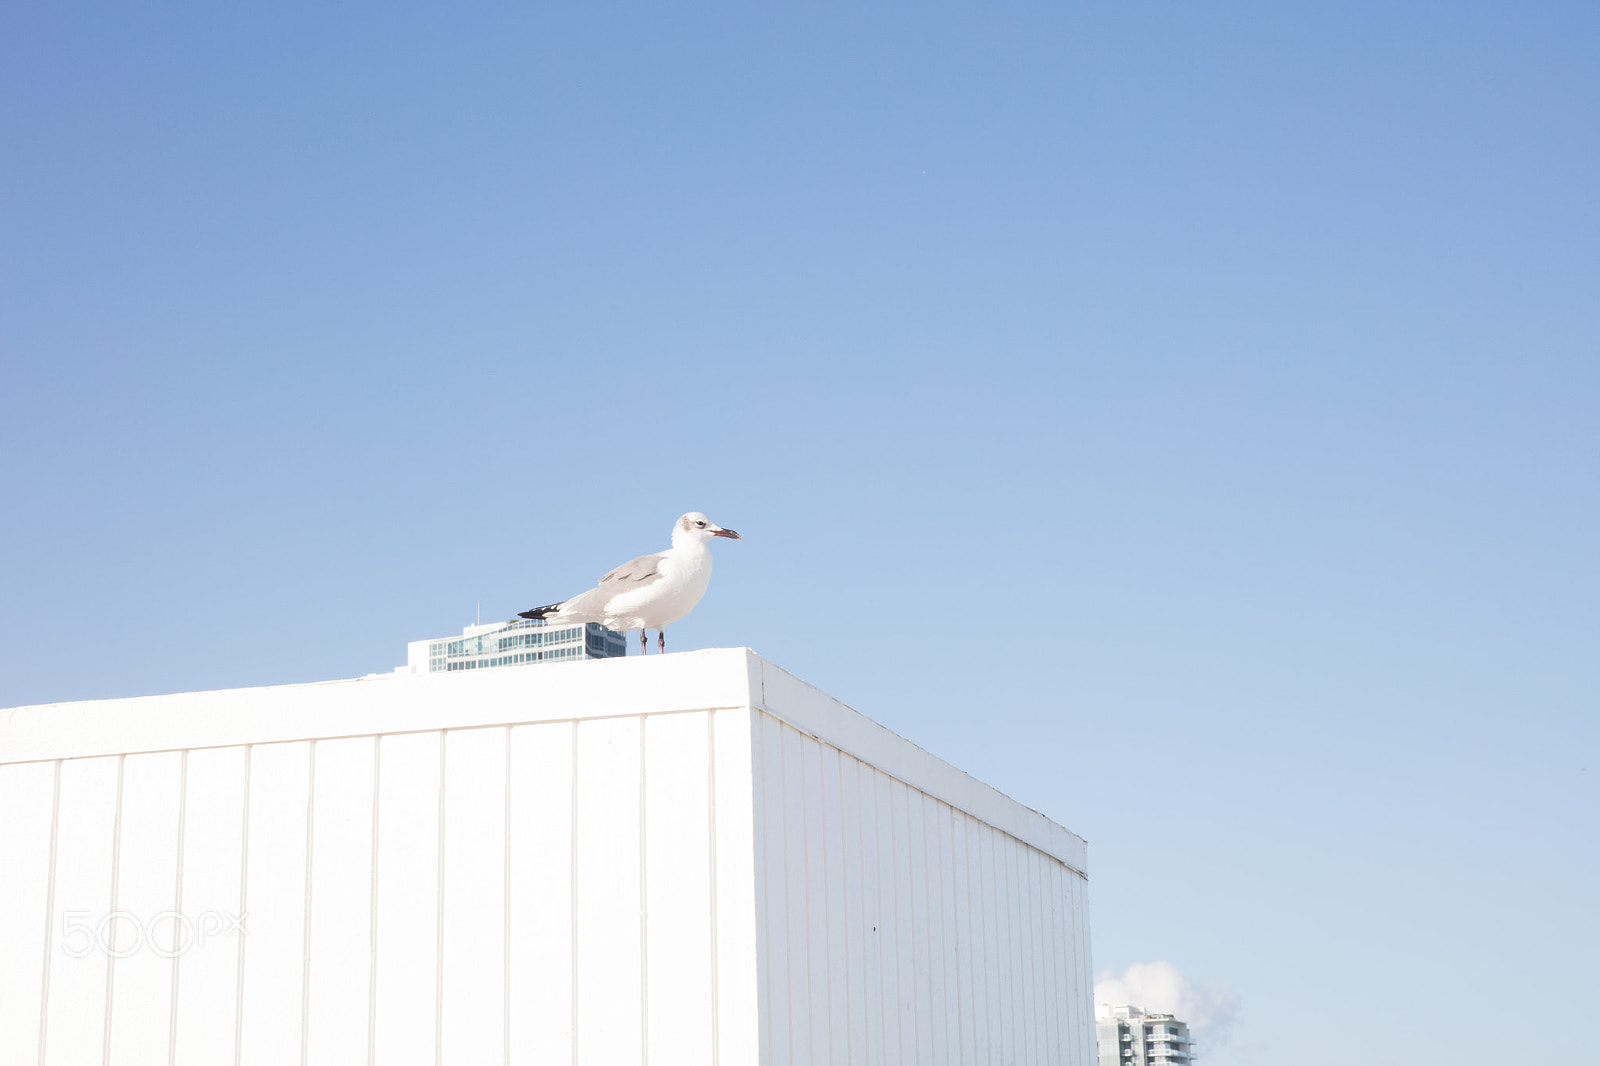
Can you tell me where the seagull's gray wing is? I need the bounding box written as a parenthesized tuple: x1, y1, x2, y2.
(555, 551, 668, 620)
(599, 551, 667, 587)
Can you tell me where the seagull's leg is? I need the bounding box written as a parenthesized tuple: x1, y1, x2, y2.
(639, 629, 647, 655)
(658, 630, 665, 653)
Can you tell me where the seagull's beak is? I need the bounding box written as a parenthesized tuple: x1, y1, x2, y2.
(711, 526, 741, 539)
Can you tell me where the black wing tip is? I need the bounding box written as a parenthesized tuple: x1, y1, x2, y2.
(517, 602, 563, 620)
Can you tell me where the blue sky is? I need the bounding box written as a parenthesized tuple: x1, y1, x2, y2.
(3, 2, 1596, 1061)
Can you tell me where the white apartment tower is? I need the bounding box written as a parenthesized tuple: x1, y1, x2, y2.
(1097, 1005, 1196, 1066)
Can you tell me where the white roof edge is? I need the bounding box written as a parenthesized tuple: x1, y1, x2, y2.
(0, 648, 1087, 875)
(0, 648, 759, 764)
(745, 651, 1088, 876)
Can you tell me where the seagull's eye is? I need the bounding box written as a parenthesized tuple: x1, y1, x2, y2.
(696, 520, 707, 528)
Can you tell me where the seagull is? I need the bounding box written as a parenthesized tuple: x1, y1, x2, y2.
(517, 512, 741, 654)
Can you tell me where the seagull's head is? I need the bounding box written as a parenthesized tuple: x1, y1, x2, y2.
(675, 512, 741, 546)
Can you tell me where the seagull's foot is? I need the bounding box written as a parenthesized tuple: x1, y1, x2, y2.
(658, 631, 665, 653)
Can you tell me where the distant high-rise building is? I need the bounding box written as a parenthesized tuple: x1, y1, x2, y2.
(1096, 1005, 1195, 1066)
(405, 617, 627, 674)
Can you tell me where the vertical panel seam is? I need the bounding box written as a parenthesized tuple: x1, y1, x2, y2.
(1031, 851, 1044, 1066)
(837, 752, 852, 1066)
(1010, 839, 1025, 1066)
(817, 746, 833, 1062)
(1047, 863, 1061, 1066)
(1041, 858, 1055, 1065)
(857, 759, 873, 1066)
(167, 750, 189, 1066)
(35, 760, 62, 1066)
(938, 798, 951, 1066)
(639, 716, 649, 1066)
(948, 804, 964, 1065)
(1055, 863, 1069, 1066)
(874, 771, 888, 1062)
(300, 740, 317, 1066)
(918, 795, 932, 1066)
(754, 716, 771, 1066)
(960, 809, 972, 1056)
(915, 792, 926, 1064)
(1078, 875, 1086, 1066)
(1056, 867, 1066, 1066)
(798, 730, 816, 1061)
(987, 824, 1000, 1065)
(1008, 839, 1021, 1066)
(435, 731, 448, 1066)
(706, 711, 720, 1066)
(779, 722, 795, 1063)
(1069, 874, 1081, 1066)
(569, 722, 579, 1066)
(101, 753, 126, 1066)
(233, 746, 253, 1066)
(1019, 845, 1032, 1066)
(368, 737, 382, 1066)
(503, 726, 512, 1066)
(1022, 844, 1034, 1065)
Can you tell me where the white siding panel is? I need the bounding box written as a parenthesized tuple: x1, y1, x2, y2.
(305, 736, 376, 1066)
(42, 756, 119, 1066)
(837, 755, 868, 1066)
(923, 793, 950, 1066)
(508, 721, 573, 1066)
(1017, 842, 1037, 1066)
(1062, 861, 1077, 1064)
(857, 762, 886, 1066)
(981, 824, 1004, 1064)
(779, 724, 811, 1066)
(710, 707, 760, 1066)
(644, 711, 714, 1066)
(818, 745, 850, 1066)
(1067, 871, 1083, 1066)
(1011, 840, 1029, 1066)
(237, 741, 310, 1066)
(575, 715, 642, 1066)
(440, 727, 507, 1065)
(960, 813, 989, 1066)
(889, 778, 912, 1064)
(1024, 838, 1043, 1066)
(171, 745, 247, 1066)
(1066, 875, 1081, 1064)
(1060, 869, 1076, 1066)
(105, 750, 182, 1064)
(1071, 870, 1087, 1066)
(798, 733, 829, 1065)
(947, 809, 973, 1066)
(1043, 859, 1062, 1064)
(935, 804, 961, 1066)
(372, 732, 441, 1066)
(756, 711, 787, 1065)
(0, 760, 56, 1066)
(1026, 846, 1046, 1066)
(1047, 857, 1065, 1066)
(905, 786, 931, 1066)
(872, 769, 901, 1065)
(745, 711, 1092, 1066)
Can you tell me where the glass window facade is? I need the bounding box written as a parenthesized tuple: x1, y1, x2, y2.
(421, 618, 627, 674)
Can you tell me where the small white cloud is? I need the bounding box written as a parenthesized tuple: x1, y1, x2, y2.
(1094, 960, 1241, 1047)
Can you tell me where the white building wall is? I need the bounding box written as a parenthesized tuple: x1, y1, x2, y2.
(1, 649, 1088, 1066)
(751, 712, 1093, 1066)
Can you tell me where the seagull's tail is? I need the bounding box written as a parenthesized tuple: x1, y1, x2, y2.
(516, 602, 564, 620)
